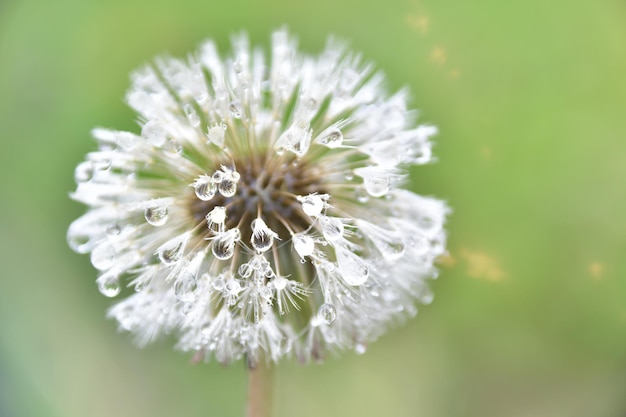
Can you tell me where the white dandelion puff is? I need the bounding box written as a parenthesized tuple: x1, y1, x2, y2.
(68, 29, 449, 365)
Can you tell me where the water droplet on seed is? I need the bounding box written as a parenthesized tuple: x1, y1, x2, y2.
(275, 124, 312, 157)
(91, 159, 111, 172)
(211, 170, 224, 183)
(212, 229, 239, 260)
(67, 232, 91, 254)
(193, 177, 216, 201)
(319, 216, 344, 242)
(74, 162, 93, 183)
(182, 302, 194, 315)
(184, 103, 201, 127)
(259, 285, 272, 299)
(316, 128, 343, 148)
(229, 101, 242, 118)
(364, 176, 390, 197)
(219, 179, 237, 197)
(106, 224, 121, 237)
(142, 119, 167, 146)
(158, 238, 186, 265)
(97, 275, 121, 297)
(355, 188, 369, 203)
(297, 194, 326, 217)
(250, 218, 277, 253)
(336, 246, 369, 286)
(91, 241, 115, 270)
(174, 275, 198, 302)
(212, 277, 225, 291)
(207, 125, 225, 148)
(318, 303, 337, 325)
(145, 206, 168, 226)
(164, 139, 183, 154)
(292, 233, 314, 258)
(272, 276, 287, 290)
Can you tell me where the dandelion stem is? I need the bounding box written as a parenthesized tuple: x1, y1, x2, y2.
(246, 360, 274, 417)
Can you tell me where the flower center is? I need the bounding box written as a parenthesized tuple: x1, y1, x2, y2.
(188, 154, 324, 242)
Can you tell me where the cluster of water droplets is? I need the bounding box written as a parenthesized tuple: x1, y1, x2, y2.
(192, 166, 240, 202)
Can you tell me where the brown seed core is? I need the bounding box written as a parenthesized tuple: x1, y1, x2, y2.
(188, 154, 325, 243)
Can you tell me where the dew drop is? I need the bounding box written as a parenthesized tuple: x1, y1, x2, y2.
(67, 232, 91, 254)
(275, 124, 312, 157)
(193, 177, 216, 201)
(212, 277, 225, 291)
(91, 159, 111, 172)
(355, 188, 370, 203)
(319, 216, 344, 242)
(115, 132, 137, 150)
(238, 262, 253, 278)
(218, 179, 237, 197)
(316, 128, 343, 148)
(164, 139, 183, 154)
(142, 119, 167, 146)
(174, 275, 198, 302)
(272, 276, 287, 290)
(233, 60, 243, 74)
(207, 125, 225, 148)
(336, 246, 369, 286)
(144, 206, 168, 226)
(357, 221, 406, 261)
(229, 100, 242, 118)
(259, 285, 272, 300)
(157, 238, 187, 265)
(212, 229, 239, 260)
(364, 176, 390, 197)
(344, 170, 354, 181)
(251, 234, 272, 252)
(318, 303, 337, 325)
(212, 170, 224, 183)
(355, 343, 367, 355)
(106, 224, 121, 237)
(74, 162, 93, 183)
(418, 287, 434, 305)
(91, 241, 116, 270)
(225, 278, 241, 297)
(292, 233, 314, 258)
(297, 194, 325, 217)
(97, 275, 121, 297)
(182, 302, 194, 315)
(250, 218, 277, 253)
(184, 103, 201, 127)
(206, 206, 227, 228)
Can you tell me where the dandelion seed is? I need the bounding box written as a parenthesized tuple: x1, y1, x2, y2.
(68, 29, 449, 365)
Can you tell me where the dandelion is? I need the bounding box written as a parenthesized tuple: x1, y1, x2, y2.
(68, 29, 448, 370)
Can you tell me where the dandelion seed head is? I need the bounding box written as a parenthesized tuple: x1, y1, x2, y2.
(68, 29, 449, 365)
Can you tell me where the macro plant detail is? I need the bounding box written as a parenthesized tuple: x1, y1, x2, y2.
(67, 29, 448, 365)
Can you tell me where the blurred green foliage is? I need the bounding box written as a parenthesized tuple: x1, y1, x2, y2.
(1, 0, 625, 416)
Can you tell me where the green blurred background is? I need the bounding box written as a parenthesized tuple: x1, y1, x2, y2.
(1, 0, 625, 416)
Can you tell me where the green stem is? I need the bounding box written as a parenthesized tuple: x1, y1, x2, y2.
(246, 360, 274, 417)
